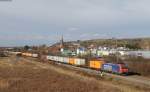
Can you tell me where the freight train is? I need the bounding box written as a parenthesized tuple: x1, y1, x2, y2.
(14, 52, 129, 75)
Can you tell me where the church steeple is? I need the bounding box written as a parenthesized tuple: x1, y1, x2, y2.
(60, 35, 64, 48)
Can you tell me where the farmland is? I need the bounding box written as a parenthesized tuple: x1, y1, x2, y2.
(0, 56, 149, 92)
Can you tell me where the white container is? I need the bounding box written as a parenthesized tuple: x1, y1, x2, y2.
(58, 57, 63, 62)
(32, 54, 38, 58)
(11, 52, 22, 55)
(49, 56, 55, 61)
(54, 56, 59, 61)
(74, 58, 85, 66)
(51, 56, 55, 61)
(46, 55, 51, 60)
(63, 57, 69, 64)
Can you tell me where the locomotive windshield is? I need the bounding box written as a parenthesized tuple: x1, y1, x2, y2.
(121, 64, 128, 69)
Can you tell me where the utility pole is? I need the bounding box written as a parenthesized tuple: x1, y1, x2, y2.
(113, 37, 118, 63)
(116, 38, 119, 63)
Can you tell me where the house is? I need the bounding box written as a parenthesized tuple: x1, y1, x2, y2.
(76, 47, 87, 55)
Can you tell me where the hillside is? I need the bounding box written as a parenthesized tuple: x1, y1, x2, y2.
(76, 38, 150, 50)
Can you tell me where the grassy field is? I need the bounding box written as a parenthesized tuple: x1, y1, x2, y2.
(0, 56, 149, 92)
(0, 57, 120, 92)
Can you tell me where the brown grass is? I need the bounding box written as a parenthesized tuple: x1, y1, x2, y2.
(0, 57, 120, 92)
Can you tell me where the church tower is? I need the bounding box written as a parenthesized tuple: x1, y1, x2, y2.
(60, 35, 64, 48)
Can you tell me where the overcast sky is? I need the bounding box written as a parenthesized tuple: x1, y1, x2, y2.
(0, 0, 150, 46)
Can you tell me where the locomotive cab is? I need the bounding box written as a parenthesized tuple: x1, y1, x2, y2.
(118, 63, 129, 74)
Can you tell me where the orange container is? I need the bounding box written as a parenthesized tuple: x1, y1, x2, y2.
(69, 58, 75, 65)
(22, 53, 26, 56)
(89, 60, 105, 69)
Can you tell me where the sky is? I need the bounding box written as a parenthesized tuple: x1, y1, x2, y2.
(0, 0, 150, 46)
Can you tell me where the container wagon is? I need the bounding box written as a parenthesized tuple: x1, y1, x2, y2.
(74, 58, 85, 66)
(63, 57, 69, 64)
(69, 58, 75, 65)
(32, 54, 38, 58)
(89, 59, 105, 70)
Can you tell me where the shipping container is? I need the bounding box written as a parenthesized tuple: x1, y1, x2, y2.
(102, 63, 113, 72)
(52, 56, 55, 61)
(52, 56, 56, 61)
(10, 52, 22, 55)
(63, 57, 69, 64)
(32, 54, 38, 58)
(46, 55, 51, 60)
(74, 58, 85, 66)
(47, 56, 56, 61)
(21, 53, 25, 56)
(89, 60, 105, 70)
(69, 58, 75, 65)
(58, 57, 64, 62)
(22, 53, 27, 56)
(28, 53, 32, 57)
(22, 53, 32, 57)
(54, 56, 59, 61)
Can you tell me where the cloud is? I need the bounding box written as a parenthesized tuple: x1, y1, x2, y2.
(0, 0, 150, 46)
(0, 34, 58, 41)
(67, 27, 79, 32)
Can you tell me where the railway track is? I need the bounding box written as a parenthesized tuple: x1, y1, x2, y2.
(56, 62, 150, 88)
(20, 57, 150, 89)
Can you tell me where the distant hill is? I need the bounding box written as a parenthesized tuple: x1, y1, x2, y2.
(65, 38, 150, 50)
(52, 38, 150, 50)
